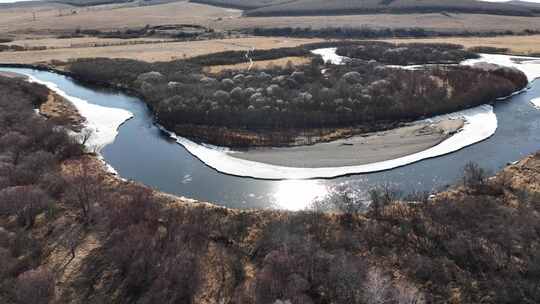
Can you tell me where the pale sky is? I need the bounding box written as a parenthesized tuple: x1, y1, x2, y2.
(2, 0, 540, 3)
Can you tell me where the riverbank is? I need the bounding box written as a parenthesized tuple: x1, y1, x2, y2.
(231, 118, 464, 168)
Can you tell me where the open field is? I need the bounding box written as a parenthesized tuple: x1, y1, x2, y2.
(4, 33, 540, 65)
(383, 35, 540, 55)
(0, 1, 240, 36)
(3, 1, 540, 39)
(0, 36, 321, 64)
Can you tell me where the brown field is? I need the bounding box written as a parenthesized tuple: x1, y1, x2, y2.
(383, 35, 540, 55)
(0, 1, 241, 36)
(1, 36, 170, 49)
(0, 36, 321, 64)
(205, 56, 311, 73)
(2, 1, 540, 64)
(3, 1, 540, 38)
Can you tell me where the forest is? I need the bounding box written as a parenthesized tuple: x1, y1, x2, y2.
(1, 75, 540, 303)
(68, 42, 527, 147)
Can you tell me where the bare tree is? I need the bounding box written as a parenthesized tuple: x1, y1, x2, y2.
(363, 268, 393, 304)
(329, 186, 366, 217)
(65, 159, 105, 224)
(0, 185, 52, 228)
(463, 162, 489, 192)
(76, 128, 93, 147)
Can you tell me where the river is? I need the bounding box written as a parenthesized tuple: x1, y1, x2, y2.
(1, 62, 539, 210)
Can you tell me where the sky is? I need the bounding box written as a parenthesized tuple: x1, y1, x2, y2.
(2, 0, 540, 3)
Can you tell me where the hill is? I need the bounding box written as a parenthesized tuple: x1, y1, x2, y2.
(190, 0, 539, 17)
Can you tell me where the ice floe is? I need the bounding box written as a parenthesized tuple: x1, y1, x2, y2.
(26, 75, 133, 152)
(162, 105, 497, 180)
(531, 98, 540, 109)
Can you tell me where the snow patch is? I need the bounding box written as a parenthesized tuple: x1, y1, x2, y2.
(26, 75, 133, 152)
(311, 48, 348, 65)
(531, 98, 540, 109)
(162, 105, 497, 180)
(462, 53, 540, 82)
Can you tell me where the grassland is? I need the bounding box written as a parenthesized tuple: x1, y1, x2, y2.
(0, 37, 321, 64)
(3, 1, 540, 39)
(0, 1, 240, 36)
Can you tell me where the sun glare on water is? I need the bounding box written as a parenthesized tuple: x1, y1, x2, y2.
(272, 180, 329, 211)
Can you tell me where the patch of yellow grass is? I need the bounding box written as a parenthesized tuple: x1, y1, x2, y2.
(0, 37, 322, 64)
(206, 56, 311, 73)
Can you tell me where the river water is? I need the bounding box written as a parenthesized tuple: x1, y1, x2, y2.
(2, 67, 540, 210)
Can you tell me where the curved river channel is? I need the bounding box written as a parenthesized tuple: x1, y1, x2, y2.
(2, 65, 540, 210)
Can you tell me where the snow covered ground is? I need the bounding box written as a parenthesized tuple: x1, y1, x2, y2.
(311, 48, 348, 65)
(463, 53, 540, 82)
(531, 98, 540, 109)
(26, 75, 133, 174)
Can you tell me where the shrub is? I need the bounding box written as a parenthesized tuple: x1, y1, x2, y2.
(463, 162, 487, 189)
(0, 186, 52, 228)
(15, 268, 55, 304)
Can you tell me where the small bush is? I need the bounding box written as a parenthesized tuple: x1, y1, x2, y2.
(15, 268, 55, 304)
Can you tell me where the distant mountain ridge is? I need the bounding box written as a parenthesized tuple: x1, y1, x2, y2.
(190, 0, 540, 16)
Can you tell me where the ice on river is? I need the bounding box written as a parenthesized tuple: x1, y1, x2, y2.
(27, 75, 133, 152)
(531, 98, 540, 109)
(164, 105, 497, 180)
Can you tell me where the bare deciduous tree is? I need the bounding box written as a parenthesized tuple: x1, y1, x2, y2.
(65, 159, 105, 224)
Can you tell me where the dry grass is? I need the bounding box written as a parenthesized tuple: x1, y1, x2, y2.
(3, 1, 540, 38)
(205, 56, 311, 73)
(0, 1, 241, 35)
(383, 35, 540, 55)
(0, 37, 321, 64)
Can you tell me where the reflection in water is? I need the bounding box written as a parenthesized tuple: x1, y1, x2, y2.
(272, 180, 329, 211)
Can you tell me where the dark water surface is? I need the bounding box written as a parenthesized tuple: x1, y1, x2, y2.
(2, 67, 540, 210)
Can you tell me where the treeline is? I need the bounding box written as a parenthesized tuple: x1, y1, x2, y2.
(336, 42, 478, 65)
(247, 26, 540, 39)
(59, 24, 216, 40)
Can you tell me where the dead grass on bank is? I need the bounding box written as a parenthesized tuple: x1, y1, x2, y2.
(205, 56, 311, 73)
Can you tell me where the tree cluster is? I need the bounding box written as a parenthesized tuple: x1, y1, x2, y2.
(335, 42, 478, 65)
